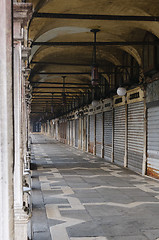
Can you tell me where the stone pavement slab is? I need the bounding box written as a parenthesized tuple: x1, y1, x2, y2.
(31, 134, 159, 240)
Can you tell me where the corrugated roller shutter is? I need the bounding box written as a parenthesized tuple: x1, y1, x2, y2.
(96, 113, 102, 157)
(88, 116, 90, 150)
(114, 105, 125, 166)
(89, 115, 95, 153)
(67, 122, 70, 144)
(83, 116, 87, 151)
(128, 101, 144, 173)
(104, 110, 113, 162)
(81, 118, 83, 149)
(86, 116, 88, 152)
(70, 121, 73, 146)
(147, 106, 159, 178)
(75, 119, 79, 147)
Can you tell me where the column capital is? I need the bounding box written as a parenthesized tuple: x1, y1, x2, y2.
(22, 46, 31, 60)
(13, 3, 33, 41)
(13, 3, 32, 27)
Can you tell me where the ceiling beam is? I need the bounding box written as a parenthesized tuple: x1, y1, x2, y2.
(32, 71, 107, 75)
(32, 41, 159, 46)
(32, 98, 73, 101)
(32, 82, 92, 85)
(32, 97, 73, 99)
(30, 61, 89, 66)
(32, 94, 77, 97)
(32, 91, 90, 94)
(31, 103, 71, 104)
(32, 86, 92, 89)
(33, 12, 159, 22)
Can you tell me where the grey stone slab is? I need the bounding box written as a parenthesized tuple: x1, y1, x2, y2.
(65, 183, 91, 188)
(60, 210, 92, 221)
(142, 229, 159, 240)
(108, 236, 149, 240)
(85, 205, 123, 217)
(33, 231, 52, 240)
(63, 177, 85, 183)
(130, 195, 159, 202)
(32, 208, 49, 233)
(44, 196, 69, 205)
(118, 188, 152, 197)
(75, 192, 101, 198)
(67, 220, 105, 237)
(100, 219, 143, 237)
(42, 189, 63, 195)
(82, 199, 108, 205)
(48, 219, 65, 227)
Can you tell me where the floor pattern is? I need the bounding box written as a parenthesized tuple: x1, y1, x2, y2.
(31, 134, 159, 240)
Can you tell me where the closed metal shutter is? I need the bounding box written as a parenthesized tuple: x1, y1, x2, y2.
(88, 116, 90, 151)
(128, 101, 144, 173)
(70, 121, 73, 146)
(147, 106, 159, 178)
(96, 113, 102, 157)
(83, 116, 87, 151)
(104, 110, 113, 161)
(81, 118, 83, 149)
(89, 115, 95, 153)
(67, 122, 70, 144)
(114, 105, 125, 166)
(86, 116, 88, 151)
(75, 119, 79, 147)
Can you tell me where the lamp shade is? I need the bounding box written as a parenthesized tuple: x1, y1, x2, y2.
(117, 87, 126, 96)
(91, 66, 99, 86)
(51, 105, 53, 113)
(91, 99, 99, 107)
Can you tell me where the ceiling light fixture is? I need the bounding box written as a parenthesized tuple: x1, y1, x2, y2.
(90, 29, 100, 87)
(62, 76, 66, 105)
(51, 93, 54, 113)
(91, 99, 99, 107)
(117, 76, 126, 96)
(117, 87, 126, 96)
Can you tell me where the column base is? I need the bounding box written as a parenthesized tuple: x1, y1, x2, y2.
(14, 207, 30, 240)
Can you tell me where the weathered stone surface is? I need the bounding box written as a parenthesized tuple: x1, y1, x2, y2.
(31, 134, 159, 240)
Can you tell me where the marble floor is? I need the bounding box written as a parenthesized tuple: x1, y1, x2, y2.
(31, 134, 159, 240)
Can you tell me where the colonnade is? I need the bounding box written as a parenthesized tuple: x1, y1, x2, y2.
(0, 1, 32, 240)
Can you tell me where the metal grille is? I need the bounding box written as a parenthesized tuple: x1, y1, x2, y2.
(128, 101, 144, 173)
(96, 113, 103, 157)
(147, 106, 159, 178)
(104, 110, 113, 162)
(75, 119, 79, 147)
(56, 123, 58, 140)
(89, 115, 95, 153)
(67, 122, 70, 144)
(114, 105, 125, 166)
(81, 118, 83, 149)
(70, 121, 72, 145)
(83, 116, 87, 151)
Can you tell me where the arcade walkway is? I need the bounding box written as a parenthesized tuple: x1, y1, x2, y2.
(31, 134, 159, 240)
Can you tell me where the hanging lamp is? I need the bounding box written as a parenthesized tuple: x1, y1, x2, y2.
(90, 29, 100, 87)
(62, 76, 66, 105)
(51, 93, 54, 113)
(117, 76, 126, 96)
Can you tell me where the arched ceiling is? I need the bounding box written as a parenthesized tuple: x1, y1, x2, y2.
(27, 0, 159, 120)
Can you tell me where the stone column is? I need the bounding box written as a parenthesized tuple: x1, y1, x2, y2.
(13, 3, 32, 240)
(0, 1, 14, 240)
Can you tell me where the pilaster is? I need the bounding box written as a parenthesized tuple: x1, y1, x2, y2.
(0, 1, 14, 240)
(13, 2, 32, 240)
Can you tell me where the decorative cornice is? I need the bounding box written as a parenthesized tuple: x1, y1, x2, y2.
(13, 3, 33, 27)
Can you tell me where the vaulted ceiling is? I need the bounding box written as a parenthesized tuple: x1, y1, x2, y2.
(27, 0, 159, 120)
